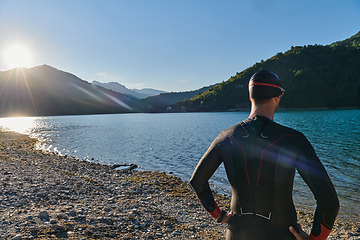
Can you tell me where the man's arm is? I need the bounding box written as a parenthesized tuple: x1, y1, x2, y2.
(296, 135, 340, 240)
(189, 143, 223, 219)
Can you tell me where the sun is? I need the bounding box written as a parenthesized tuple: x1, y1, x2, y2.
(3, 45, 32, 69)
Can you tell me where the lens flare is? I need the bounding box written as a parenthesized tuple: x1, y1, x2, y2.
(3, 45, 32, 69)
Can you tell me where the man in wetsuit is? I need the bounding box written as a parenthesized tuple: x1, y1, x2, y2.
(189, 70, 339, 240)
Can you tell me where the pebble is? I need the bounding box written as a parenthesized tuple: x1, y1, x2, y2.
(38, 211, 49, 219)
(10, 235, 22, 240)
(51, 224, 66, 230)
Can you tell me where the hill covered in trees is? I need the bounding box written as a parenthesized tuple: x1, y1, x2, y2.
(330, 31, 360, 49)
(177, 31, 360, 111)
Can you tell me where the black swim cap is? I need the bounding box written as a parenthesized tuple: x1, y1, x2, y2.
(248, 70, 284, 100)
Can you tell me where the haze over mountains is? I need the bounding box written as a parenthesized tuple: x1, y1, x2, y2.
(91, 81, 216, 107)
(0, 31, 359, 117)
(92, 81, 167, 99)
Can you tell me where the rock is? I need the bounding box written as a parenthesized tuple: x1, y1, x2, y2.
(68, 210, 76, 216)
(38, 211, 49, 220)
(15, 202, 24, 207)
(164, 220, 171, 226)
(56, 213, 67, 219)
(10, 235, 22, 240)
(51, 224, 66, 231)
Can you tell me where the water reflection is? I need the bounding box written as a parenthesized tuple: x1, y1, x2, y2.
(0, 116, 38, 134)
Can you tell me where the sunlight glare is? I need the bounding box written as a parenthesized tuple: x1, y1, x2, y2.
(3, 45, 32, 69)
(0, 117, 37, 134)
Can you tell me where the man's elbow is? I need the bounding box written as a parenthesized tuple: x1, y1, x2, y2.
(189, 176, 197, 190)
(325, 195, 340, 217)
(189, 175, 208, 194)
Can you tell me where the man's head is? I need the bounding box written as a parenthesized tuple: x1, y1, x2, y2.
(248, 70, 285, 119)
(248, 70, 284, 101)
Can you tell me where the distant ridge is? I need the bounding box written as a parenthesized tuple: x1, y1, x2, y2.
(0, 65, 143, 117)
(92, 81, 167, 99)
(140, 85, 216, 110)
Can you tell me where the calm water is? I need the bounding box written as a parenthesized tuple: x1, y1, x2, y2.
(1, 110, 359, 220)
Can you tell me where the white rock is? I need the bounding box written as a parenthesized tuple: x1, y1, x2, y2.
(10, 235, 22, 240)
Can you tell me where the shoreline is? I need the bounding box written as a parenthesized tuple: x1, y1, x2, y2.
(0, 131, 359, 239)
(0, 107, 359, 119)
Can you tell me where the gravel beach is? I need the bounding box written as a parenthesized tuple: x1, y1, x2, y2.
(0, 131, 359, 240)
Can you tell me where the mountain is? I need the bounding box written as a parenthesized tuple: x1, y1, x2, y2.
(139, 85, 216, 111)
(92, 81, 166, 99)
(177, 32, 360, 111)
(132, 88, 167, 98)
(92, 80, 216, 111)
(0, 65, 143, 117)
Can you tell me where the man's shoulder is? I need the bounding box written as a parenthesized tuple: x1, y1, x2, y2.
(270, 122, 312, 145)
(273, 121, 302, 135)
(223, 121, 246, 135)
(214, 122, 244, 141)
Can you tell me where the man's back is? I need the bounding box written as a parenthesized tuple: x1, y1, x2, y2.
(190, 115, 339, 239)
(190, 70, 339, 240)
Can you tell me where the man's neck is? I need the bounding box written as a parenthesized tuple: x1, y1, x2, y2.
(248, 102, 275, 120)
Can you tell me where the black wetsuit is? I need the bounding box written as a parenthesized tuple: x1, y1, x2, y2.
(189, 116, 339, 240)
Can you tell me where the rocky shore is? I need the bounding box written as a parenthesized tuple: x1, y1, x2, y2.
(0, 131, 359, 239)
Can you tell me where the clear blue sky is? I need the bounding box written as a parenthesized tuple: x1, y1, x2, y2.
(1, 0, 359, 92)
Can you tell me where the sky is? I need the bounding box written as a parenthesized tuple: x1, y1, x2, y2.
(0, 0, 359, 92)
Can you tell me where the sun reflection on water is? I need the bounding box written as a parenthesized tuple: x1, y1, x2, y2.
(0, 116, 38, 134)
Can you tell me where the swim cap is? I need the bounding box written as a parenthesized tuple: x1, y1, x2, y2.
(248, 70, 284, 100)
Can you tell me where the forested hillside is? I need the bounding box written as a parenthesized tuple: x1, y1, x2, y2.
(177, 32, 360, 111)
(330, 31, 360, 49)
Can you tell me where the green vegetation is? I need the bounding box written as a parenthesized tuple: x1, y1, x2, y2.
(177, 31, 360, 111)
(330, 31, 360, 49)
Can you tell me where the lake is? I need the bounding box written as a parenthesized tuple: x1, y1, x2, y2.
(0, 109, 359, 220)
